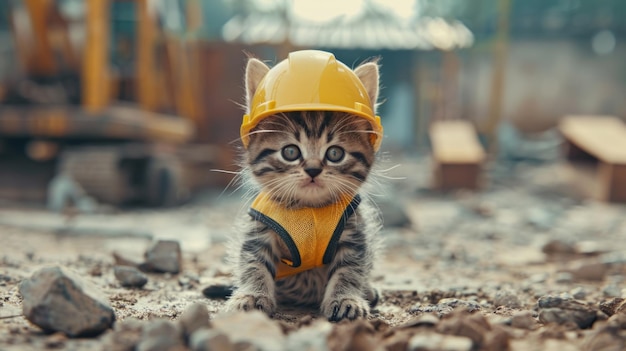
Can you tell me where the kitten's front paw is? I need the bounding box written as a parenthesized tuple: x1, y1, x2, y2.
(321, 296, 369, 322)
(227, 293, 276, 316)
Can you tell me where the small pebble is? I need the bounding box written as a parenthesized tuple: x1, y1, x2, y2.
(179, 303, 211, 340)
(408, 332, 472, 351)
(555, 272, 574, 284)
(114, 266, 148, 288)
(510, 311, 538, 330)
(568, 260, 609, 281)
(143, 240, 182, 274)
(494, 290, 522, 309)
(603, 284, 622, 298)
(571, 287, 587, 300)
(212, 311, 285, 351)
(137, 319, 184, 351)
(190, 329, 233, 351)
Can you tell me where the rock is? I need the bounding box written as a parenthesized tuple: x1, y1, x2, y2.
(599, 298, 626, 317)
(382, 330, 415, 351)
(202, 284, 234, 299)
(212, 311, 285, 351)
(137, 319, 184, 351)
(408, 332, 472, 351)
(142, 319, 183, 340)
(542, 239, 577, 256)
(378, 198, 412, 228)
(113, 251, 142, 268)
(576, 241, 609, 256)
(190, 329, 233, 351)
(483, 326, 511, 351)
(410, 299, 480, 317)
(601, 252, 626, 265)
(602, 284, 622, 298)
(437, 312, 490, 345)
(607, 313, 626, 329)
(136, 337, 186, 351)
(567, 260, 609, 281)
(101, 318, 144, 351)
(114, 266, 148, 288)
(493, 290, 522, 309)
(179, 303, 211, 340)
(510, 311, 538, 330)
(537, 295, 597, 329)
(44, 332, 67, 348)
(582, 324, 626, 351)
(527, 208, 558, 230)
(555, 272, 574, 284)
(19, 266, 115, 337)
(144, 240, 182, 274)
(397, 314, 440, 329)
(285, 320, 332, 351)
(571, 287, 587, 300)
(327, 319, 378, 351)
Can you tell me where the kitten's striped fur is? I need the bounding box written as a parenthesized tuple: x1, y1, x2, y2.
(227, 57, 382, 321)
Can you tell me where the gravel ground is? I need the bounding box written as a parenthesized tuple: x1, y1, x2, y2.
(1, 157, 626, 350)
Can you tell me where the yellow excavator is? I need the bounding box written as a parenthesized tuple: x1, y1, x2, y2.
(0, 0, 222, 207)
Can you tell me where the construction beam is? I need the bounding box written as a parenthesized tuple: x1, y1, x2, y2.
(136, 0, 160, 112)
(23, 0, 56, 75)
(82, 0, 110, 112)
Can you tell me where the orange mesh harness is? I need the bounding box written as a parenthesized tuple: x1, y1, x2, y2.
(249, 192, 361, 280)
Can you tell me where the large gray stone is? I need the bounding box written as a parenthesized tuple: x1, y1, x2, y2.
(19, 266, 115, 337)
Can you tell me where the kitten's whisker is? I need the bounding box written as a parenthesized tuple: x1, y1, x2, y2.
(210, 169, 241, 175)
(242, 129, 291, 138)
(375, 164, 402, 173)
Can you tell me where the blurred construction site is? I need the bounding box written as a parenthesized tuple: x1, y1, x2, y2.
(0, 0, 625, 209)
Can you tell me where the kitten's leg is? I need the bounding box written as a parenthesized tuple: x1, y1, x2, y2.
(365, 283, 380, 308)
(321, 230, 372, 321)
(227, 226, 278, 315)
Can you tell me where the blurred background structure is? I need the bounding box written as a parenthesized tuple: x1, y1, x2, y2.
(0, 0, 625, 207)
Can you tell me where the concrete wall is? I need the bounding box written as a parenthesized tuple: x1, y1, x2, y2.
(459, 39, 626, 132)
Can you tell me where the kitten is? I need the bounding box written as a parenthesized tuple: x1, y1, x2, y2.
(227, 53, 382, 321)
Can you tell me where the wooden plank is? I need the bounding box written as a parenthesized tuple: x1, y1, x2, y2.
(429, 120, 485, 190)
(598, 162, 626, 203)
(82, 0, 110, 112)
(430, 120, 486, 164)
(560, 116, 626, 164)
(560, 115, 626, 203)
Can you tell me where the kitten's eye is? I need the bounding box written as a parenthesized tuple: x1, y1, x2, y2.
(281, 145, 301, 161)
(325, 146, 345, 162)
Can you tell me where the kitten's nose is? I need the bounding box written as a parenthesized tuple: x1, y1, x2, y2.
(305, 168, 323, 178)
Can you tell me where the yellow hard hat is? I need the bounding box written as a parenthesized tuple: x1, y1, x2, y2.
(240, 50, 383, 150)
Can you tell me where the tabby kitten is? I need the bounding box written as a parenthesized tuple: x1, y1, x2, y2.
(227, 55, 382, 321)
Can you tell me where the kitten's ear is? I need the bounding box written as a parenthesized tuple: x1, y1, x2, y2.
(354, 61, 380, 111)
(245, 58, 270, 112)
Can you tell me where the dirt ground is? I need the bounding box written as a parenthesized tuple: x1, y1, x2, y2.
(1, 156, 626, 350)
